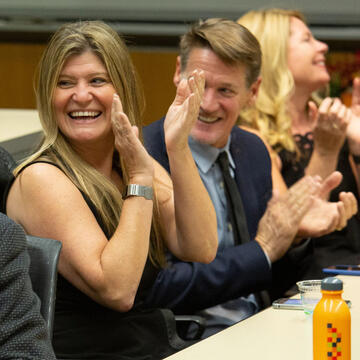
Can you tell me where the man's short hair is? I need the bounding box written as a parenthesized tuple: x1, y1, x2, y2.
(179, 18, 262, 87)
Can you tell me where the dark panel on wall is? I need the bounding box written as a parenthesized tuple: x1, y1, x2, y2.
(0, 0, 358, 44)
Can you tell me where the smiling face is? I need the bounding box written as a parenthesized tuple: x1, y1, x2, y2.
(53, 51, 116, 147)
(287, 17, 330, 93)
(174, 47, 260, 148)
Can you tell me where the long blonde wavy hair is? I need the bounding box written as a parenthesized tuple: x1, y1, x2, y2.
(15, 20, 166, 267)
(238, 9, 306, 152)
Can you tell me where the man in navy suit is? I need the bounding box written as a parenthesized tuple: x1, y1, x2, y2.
(143, 18, 354, 337)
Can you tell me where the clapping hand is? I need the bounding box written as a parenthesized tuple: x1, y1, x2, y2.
(310, 97, 351, 155)
(255, 176, 321, 262)
(111, 94, 154, 184)
(351, 77, 360, 117)
(297, 171, 358, 238)
(163, 69, 205, 153)
(347, 77, 360, 156)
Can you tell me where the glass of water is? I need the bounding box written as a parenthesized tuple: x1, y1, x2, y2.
(296, 280, 322, 315)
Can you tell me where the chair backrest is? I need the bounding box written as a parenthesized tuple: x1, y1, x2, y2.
(26, 235, 62, 338)
(0, 146, 16, 171)
(0, 146, 16, 213)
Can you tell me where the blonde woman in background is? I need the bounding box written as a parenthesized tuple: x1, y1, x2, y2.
(238, 9, 360, 280)
(6, 20, 217, 359)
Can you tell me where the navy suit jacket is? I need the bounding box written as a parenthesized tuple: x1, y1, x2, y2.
(143, 118, 311, 314)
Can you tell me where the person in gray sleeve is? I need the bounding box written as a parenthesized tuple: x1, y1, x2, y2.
(0, 212, 56, 360)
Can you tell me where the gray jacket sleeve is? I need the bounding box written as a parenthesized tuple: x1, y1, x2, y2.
(0, 213, 56, 360)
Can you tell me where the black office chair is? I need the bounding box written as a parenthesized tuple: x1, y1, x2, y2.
(26, 235, 62, 338)
(175, 314, 206, 340)
(0, 146, 16, 213)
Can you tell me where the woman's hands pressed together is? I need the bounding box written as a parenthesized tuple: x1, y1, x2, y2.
(346, 77, 360, 157)
(306, 98, 351, 181)
(310, 97, 350, 155)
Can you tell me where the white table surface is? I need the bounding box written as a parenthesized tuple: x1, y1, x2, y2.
(0, 108, 41, 142)
(165, 275, 359, 359)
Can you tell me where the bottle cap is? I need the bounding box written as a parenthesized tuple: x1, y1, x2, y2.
(321, 277, 343, 291)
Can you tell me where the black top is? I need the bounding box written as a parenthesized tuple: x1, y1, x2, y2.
(279, 135, 360, 279)
(18, 161, 183, 360)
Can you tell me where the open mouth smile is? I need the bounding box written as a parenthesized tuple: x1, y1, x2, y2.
(198, 115, 220, 124)
(68, 111, 102, 120)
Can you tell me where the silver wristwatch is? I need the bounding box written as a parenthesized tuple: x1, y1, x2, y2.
(123, 184, 153, 200)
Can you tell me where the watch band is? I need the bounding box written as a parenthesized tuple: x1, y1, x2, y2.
(123, 184, 153, 200)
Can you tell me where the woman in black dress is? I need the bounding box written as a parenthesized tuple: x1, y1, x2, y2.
(6, 20, 218, 359)
(238, 9, 360, 279)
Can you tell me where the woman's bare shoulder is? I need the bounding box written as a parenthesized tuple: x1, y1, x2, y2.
(16, 161, 65, 178)
(7, 162, 78, 220)
(13, 162, 74, 195)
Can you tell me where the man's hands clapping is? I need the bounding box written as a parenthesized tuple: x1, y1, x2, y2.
(256, 173, 358, 263)
(255, 176, 321, 262)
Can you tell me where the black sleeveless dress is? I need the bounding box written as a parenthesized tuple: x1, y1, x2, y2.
(18, 162, 185, 360)
(279, 134, 360, 279)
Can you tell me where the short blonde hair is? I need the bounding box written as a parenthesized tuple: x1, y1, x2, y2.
(238, 9, 306, 152)
(179, 18, 262, 88)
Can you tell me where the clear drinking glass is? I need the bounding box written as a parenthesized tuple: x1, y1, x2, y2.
(296, 280, 322, 315)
